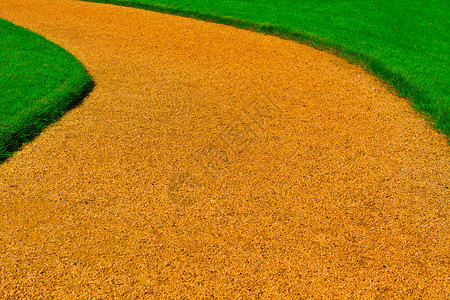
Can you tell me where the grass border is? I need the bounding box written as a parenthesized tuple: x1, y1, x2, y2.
(83, 0, 449, 139)
(0, 21, 94, 163)
(0, 76, 94, 163)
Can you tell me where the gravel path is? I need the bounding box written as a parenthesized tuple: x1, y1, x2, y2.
(0, 0, 448, 297)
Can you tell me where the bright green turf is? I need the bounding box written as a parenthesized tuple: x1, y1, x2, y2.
(85, 0, 449, 137)
(0, 18, 93, 162)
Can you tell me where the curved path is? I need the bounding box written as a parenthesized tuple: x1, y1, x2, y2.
(0, 0, 448, 297)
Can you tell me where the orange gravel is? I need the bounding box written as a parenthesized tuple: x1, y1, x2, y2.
(0, 0, 449, 298)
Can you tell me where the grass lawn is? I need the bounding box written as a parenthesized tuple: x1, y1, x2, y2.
(85, 0, 449, 137)
(0, 18, 93, 163)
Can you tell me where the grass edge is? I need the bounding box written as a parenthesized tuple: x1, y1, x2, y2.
(0, 19, 95, 163)
(82, 0, 449, 139)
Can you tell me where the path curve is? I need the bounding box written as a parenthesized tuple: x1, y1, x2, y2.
(0, 0, 449, 297)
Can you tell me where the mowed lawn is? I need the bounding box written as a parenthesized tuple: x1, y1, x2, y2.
(0, 18, 93, 162)
(86, 0, 449, 137)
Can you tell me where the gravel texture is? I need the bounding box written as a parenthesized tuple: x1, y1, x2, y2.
(0, 0, 449, 298)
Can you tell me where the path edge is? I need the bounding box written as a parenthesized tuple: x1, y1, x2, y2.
(82, 0, 449, 140)
(0, 19, 95, 163)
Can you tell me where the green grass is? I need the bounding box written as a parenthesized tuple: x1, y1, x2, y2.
(85, 0, 449, 137)
(0, 18, 93, 163)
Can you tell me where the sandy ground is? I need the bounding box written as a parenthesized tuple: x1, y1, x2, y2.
(0, 0, 448, 298)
